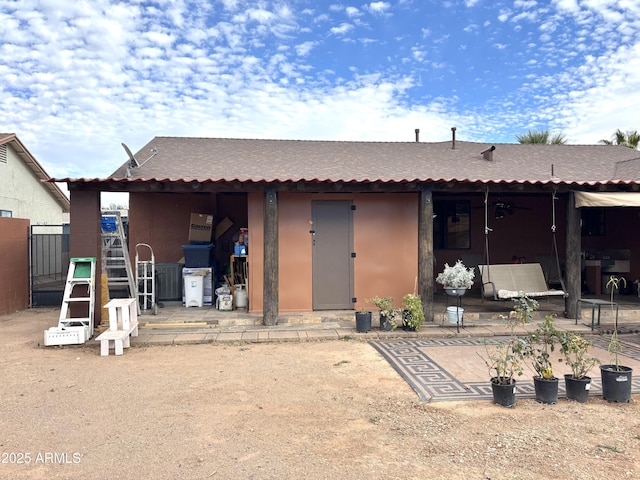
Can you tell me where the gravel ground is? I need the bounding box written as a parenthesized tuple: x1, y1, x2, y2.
(1, 309, 639, 480)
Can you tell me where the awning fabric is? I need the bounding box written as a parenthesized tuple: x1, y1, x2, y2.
(574, 191, 640, 208)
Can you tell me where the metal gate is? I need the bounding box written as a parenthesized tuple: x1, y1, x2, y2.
(29, 224, 70, 306)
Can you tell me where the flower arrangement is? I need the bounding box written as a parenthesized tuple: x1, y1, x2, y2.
(435, 260, 475, 289)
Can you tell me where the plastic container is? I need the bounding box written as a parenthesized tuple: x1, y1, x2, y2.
(182, 244, 212, 267)
(184, 275, 204, 307)
(234, 244, 247, 256)
(234, 284, 247, 308)
(101, 217, 116, 231)
(447, 306, 463, 324)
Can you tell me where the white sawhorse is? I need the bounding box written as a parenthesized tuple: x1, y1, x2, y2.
(96, 298, 139, 356)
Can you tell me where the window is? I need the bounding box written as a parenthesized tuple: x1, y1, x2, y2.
(1, 210, 12, 218)
(581, 208, 605, 236)
(0, 144, 6, 163)
(434, 200, 470, 249)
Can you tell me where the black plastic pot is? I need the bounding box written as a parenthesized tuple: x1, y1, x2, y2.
(564, 374, 591, 403)
(491, 377, 516, 407)
(355, 311, 372, 333)
(402, 310, 416, 331)
(380, 314, 393, 331)
(600, 365, 633, 403)
(534, 376, 559, 404)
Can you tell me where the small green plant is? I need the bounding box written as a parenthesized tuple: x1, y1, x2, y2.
(510, 294, 539, 325)
(478, 337, 527, 385)
(522, 315, 560, 379)
(605, 275, 626, 370)
(435, 260, 475, 289)
(367, 296, 399, 330)
(559, 332, 599, 379)
(477, 292, 537, 385)
(402, 293, 425, 331)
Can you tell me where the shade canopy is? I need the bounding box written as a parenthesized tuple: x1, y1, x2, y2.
(574, 191, 640, 208)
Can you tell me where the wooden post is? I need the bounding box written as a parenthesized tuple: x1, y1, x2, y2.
(69, 190, 102, 325)
(565, 191, 581, 318)
(263, 187, 279, 325)
(418, 187, 434, 322)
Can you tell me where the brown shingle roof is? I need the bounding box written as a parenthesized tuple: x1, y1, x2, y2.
(62, 136, 640, 186)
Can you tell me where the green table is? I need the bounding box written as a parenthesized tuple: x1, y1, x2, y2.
(575, 298, 618, 331)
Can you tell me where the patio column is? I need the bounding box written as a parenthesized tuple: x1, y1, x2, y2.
(565, 191, 581, 318)
(69, 189, 102, 324)
(263, 187, 279, 326)
(418, 187, 434, 322)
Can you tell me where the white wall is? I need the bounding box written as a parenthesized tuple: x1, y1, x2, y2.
(0, 144, 68, 225)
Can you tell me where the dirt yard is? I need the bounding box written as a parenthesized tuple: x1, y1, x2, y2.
(1, 309, 639, 480)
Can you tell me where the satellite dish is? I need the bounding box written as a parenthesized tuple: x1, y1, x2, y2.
(121, 143, 139, 168)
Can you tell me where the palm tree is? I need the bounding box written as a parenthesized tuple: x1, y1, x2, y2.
(598, 129, 640, 149)
(516, 129, 567, 144)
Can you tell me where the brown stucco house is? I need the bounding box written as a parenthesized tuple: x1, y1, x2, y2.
(53, 132, 640, 325)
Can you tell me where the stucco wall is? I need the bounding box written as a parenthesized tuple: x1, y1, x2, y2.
(246, 192, 419, 313)
(129, 192, 217, 263)
(0, 217, 30, 314)
(0, 144, 67, 225)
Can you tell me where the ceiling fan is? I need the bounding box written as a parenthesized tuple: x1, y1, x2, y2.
(491, 200, 531, 219)
(476, 199, 531, 219)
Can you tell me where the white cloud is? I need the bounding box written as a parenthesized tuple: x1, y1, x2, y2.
(345, 7, 361, 18)
(365, 2, 391, 15)
(330, 23, 354, 35)
(1, 0, 640, 185)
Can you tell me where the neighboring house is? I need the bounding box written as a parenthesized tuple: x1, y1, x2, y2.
(0, 133, 70, 314)
(52, 133, 640, 325)
(0, 133, 70, 224)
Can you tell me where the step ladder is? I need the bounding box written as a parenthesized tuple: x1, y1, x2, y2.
(44, 257, 96, 346)
(101, 211, 138, 312)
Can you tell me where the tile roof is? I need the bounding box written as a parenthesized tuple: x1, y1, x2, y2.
(60, 136, 640, 186)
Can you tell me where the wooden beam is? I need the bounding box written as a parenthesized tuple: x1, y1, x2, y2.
(418, 187, 434, 322)
(565, 191, 581, 318)
(263, 187, 279, 325)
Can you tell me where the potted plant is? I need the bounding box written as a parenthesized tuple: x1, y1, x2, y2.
(600, 276, 633, 402)
(477, 295, 531, 407)
(522, 315, 561, 404)
(436, 260, 475, 296)
(559, 332, 599, 403)
(479, 336, 527, 407)
(367, 296, 398, 331)
(401, 293, 425, 331)
(355, 306, 372, 333)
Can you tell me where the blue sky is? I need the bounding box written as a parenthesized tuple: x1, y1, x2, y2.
(1, 0, 639, 186)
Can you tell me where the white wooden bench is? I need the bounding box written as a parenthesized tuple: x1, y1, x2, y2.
(479, 263, 566, 300)
(96, 298, 139, 356)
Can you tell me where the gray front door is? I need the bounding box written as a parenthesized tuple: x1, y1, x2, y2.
(311, 200, 354, 310)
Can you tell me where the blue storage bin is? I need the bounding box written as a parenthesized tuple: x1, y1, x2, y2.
(182, 244, 212, 268)
(101, 217, 116, 231)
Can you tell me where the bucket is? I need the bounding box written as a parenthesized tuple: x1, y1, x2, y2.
(446, 306, 463, 324)
(234, 284, 247, 308)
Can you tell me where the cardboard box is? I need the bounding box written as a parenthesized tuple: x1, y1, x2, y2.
(188, 213, 214, 243)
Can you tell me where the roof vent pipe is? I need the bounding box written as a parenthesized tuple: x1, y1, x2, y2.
(451, 127, 456, 149)
(481, 145, 496, 161)
(415, 128, 420, 143)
